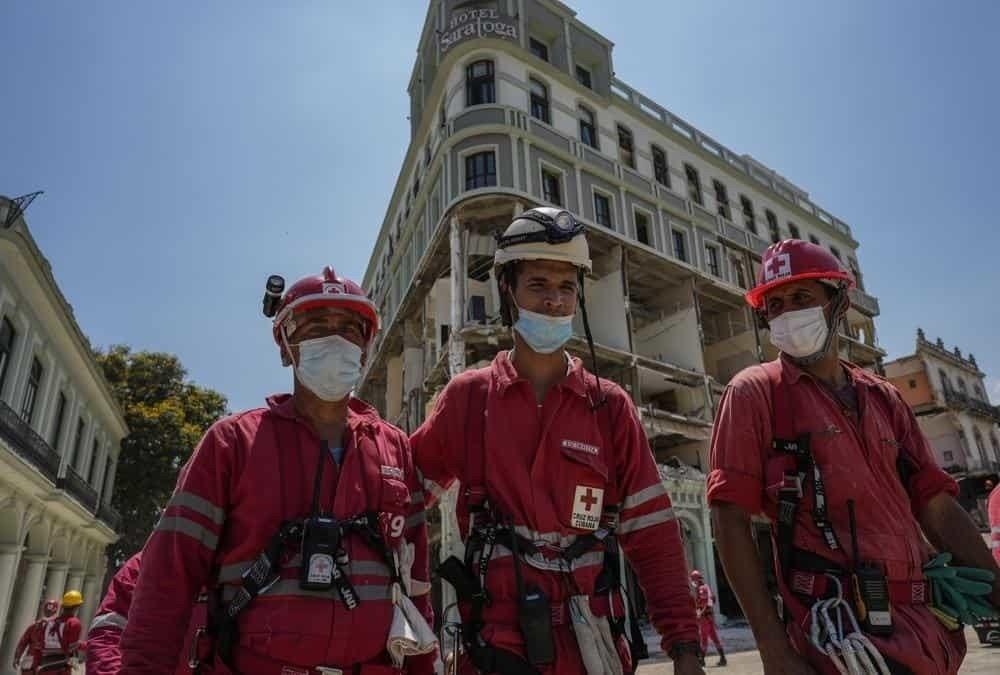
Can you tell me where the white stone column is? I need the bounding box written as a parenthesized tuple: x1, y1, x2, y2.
(447, 216, 467, 379)
(0, 553, 48, 670)
(79, 573, 101, 635)
(0, 545, 24, 643)
(43, 562, 70, 605)
(64, 569, 85, 597)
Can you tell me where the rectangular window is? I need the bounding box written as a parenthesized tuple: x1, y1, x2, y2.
(21, 357, 43, 422)
(594, 193, 612, 228)
(440, 324, 450, 346)
(50, 392, 67, 448)
(829, 246, 842, 261)
(943, 450, 953, 462)
(468, 295, 486, 322)
(705, 244, 721, 277)
(788, 222, 801, 239)
(672, 230, 687, 262)
(529, 37, 549, 62)
(684, 164, 703, 205)
(652, 146, 670, 187)
(529, 78, 550, 124)
(575, 65, 592, 89)
(578, 106, 598, 149)
(0, 317, 16, 395)
(766, 209, 780, 243)
(466, 60, 495, 106)
(732, 257, 748, 288)
(809, 234, 820, 245)
(69, 418, 85, 470)
(464, 151, 496, 190)
(908, 379, 917, 389)
(713, 180, 731, 220)
(87, 438, 100, 484)
(541, 169, 562, 206)
(848, 257, 864, 291)
(617, 125, 635, 169)
(740, 195, 757, 234)
(634, 211, 651, 246)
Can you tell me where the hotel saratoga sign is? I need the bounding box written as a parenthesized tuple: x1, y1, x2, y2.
(440, 7, 518, 53)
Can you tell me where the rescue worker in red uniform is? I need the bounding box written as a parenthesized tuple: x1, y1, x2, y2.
(690, 571, 726, 667)
(413, 208, 703, 674)
(87, 553, 208, 675)
(708, 240, 1000, 674)
(13, 599, 58, 673)
(37, 591, 85, 674)
(119, 267, 436, 675)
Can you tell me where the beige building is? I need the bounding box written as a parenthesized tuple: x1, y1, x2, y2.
(357, 0, 883, 617)
(885, 329, 1000, 527)
(0, 195, 127, 673)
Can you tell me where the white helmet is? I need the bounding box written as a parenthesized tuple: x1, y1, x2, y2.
(493, 207, 591, 272)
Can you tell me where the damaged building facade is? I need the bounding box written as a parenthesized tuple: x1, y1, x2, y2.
(358, 0, 882, 617)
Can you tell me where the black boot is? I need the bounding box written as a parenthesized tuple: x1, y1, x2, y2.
(716, 648, 727, 667)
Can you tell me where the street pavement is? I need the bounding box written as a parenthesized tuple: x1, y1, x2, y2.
(637, 626, 998, 674)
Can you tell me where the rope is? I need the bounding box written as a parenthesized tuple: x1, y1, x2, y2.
(807, 575, 891, 675)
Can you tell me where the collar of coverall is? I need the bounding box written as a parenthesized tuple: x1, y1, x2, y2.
(265, 392, 381, 431)
(777, 353, 877, 388)
(492, 350, 591, 400)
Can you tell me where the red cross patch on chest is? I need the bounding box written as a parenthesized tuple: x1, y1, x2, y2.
(571, 485, 604, 530)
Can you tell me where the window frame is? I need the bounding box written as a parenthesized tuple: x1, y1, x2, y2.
(617, 124, 635, 169)
(788, 222, 801, 239)
(672, 228, 689, 263)
(575, 65, 592, 89)
(578, 105, 598, 149)
(529, 36, 550, 62)
(740, 195, 757, 234)
(50, 390, 67, 449)
(0, 316, 17, 397)
(465, 59, 496, 107)
(830, 245, 842, 261)
(539, 162, 565, 207)
(632, 206, 654, 247)
(684, 163, 703, 205)
(704, 242, 722, 277)
(765, 209, 780, 243)
(651, 145, 670, 188)
(592, 189, 615, 229)
(20, 355, 43, 423)
(462, 147, 499, 191)
(87, 437, 101, 485)
(809, 234, 820, 245)
(69, 417, 86, 472)
(528, 77, 551, 124)
(713, 180, 731, 221)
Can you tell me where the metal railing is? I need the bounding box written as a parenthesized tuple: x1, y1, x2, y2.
(944, 389, 1000, 422)
(97, 502, 122, 531)
(849, 288, 880, 316)
(0, 400, 61, 482)
(58, 466, 99, 512)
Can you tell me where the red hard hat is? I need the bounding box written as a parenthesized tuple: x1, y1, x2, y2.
(43, 599, 58, 615)
(745, 239, 854, 310)
(272, 266, 379, 346)
(690, 569, 703, 580)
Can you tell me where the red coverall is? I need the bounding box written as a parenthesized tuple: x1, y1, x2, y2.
(87, 553, 207, 675)
(989, 485, 1000, 566)
(38, 615, 83, 675)
(707, 356, 966, 674)
(693, 584, 722, 655)
(14, 619, 46, 672)
(119, 394, 434, 675)
(412, 352, 699, 672)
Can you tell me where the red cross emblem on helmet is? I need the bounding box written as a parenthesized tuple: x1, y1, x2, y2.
(271, 266, 380, 346)
(745, 239, 854, 310)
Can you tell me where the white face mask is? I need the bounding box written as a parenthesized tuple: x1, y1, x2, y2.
(293, 334, 363, 402)
(768, 305, 829, 359)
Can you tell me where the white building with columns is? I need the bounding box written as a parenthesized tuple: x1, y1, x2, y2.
(0, 195, 127, 672)
(358, 0, 883, 621)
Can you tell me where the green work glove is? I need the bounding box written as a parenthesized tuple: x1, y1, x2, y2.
(924, 555, 999, 625)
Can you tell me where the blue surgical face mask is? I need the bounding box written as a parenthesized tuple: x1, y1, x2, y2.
(513, 304, 575, 354)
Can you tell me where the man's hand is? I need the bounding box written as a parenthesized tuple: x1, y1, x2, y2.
(760, 644, 820, 675)
(672, 651, 706, 675)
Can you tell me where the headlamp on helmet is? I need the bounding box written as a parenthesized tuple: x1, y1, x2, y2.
(496, 209, 584, 248)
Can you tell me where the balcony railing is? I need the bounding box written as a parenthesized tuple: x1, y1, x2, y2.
(849, 288, 880, 317)
(943, 389, 1000, 422)
(57, 466, 99, 512)
(0, 400, 61, 483)
(97, 502, 122, 531)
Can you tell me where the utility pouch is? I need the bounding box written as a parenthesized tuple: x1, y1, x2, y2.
(300, 515, 341, 590)
(437, 555, 482, 600)
(518, 585, 555, 666)
(851, 564, 893, 637)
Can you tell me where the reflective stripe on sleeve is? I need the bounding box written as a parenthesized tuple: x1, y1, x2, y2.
(617, 507, 676, 535)
(90, 611, 128, 631)
(167, 491, 226, 525)
(622, 482, 670, 511)
(154, 515, 219, 550)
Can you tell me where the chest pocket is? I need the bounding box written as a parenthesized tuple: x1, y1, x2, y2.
(380, 476, 410, 543)
(556, 442, 610, 533)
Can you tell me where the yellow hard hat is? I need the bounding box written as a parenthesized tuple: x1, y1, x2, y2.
(61, 590, 83, 608)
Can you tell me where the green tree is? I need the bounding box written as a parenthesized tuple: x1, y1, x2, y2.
(94, 345, 227, 575)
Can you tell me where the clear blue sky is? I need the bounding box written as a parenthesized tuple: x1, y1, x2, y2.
(2, 1, 998, 412)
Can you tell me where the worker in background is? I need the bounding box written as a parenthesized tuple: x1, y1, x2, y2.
(13, 599, 58, 673)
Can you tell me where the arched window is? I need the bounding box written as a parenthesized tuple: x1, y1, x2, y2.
(957, 378, 968, 395)
(938, 369, 951, 393)
(466, 60, 495, 106)
(973, 427, 986, 460)
(990, 433, 1000, 460)
(578, 105, 598, 149)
